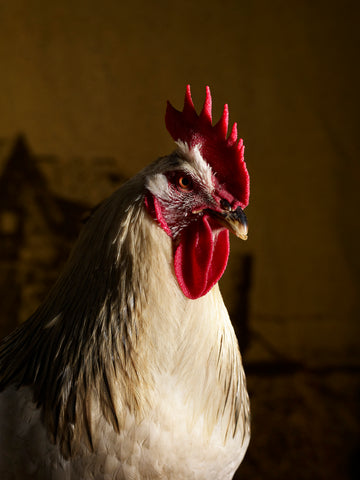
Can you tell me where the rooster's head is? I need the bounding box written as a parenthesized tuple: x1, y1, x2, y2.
(145, 85, 250, 299)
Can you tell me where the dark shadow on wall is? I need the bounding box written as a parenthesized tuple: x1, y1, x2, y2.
(229, 252, 253, 354)
(0, 136, 105, 337)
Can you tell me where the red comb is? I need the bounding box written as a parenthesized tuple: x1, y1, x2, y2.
(165, 85, 249, 208)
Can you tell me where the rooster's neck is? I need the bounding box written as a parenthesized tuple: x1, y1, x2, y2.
(138, 207, 249, 445)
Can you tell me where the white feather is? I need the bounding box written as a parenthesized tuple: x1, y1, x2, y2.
(175, 141, 214, 190)
(0, 156, 250, 479)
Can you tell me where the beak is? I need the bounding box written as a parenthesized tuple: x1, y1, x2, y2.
(209, 206, 248, 240)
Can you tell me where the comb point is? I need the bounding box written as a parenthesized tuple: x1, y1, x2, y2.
(183, 84, 198, 123)
(215, 104, 229, 138)
(183, 85, 194, 111)
(228, 122, 238, 145)
(200, 85, 212, 124)
(237, 142, 245, 160)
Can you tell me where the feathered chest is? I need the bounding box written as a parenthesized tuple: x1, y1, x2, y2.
(0, 288, 250, 480)
(0, 194, 250, 479)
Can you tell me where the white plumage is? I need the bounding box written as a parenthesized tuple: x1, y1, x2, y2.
(0, 87, 250, 479)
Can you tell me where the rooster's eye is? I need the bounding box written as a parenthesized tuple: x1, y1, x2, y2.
(177, 175, 193, 191)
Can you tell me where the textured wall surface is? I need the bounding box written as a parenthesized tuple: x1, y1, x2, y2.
(0, 1, 359, 478)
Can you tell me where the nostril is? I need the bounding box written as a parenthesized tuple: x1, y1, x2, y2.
(220, 199, 232, 211)
(234, 206, 247, 227)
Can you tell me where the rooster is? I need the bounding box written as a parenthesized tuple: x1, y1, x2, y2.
(0, 86, 250, 480)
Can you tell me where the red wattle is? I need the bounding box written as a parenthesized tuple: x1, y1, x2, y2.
(145, 194, 172, 237)
(174, 215, 230, 299)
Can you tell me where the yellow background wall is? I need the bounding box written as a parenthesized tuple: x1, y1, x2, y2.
(0, 0, 359, 360)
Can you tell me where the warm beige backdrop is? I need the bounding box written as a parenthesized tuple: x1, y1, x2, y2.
(0, 1, 359, 478)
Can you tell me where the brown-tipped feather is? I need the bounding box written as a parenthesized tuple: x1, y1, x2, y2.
(0, 174, 151, 456)
(0, 156, 250, 468)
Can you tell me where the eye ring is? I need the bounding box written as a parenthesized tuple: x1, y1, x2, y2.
(177, 175, 193, 191)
